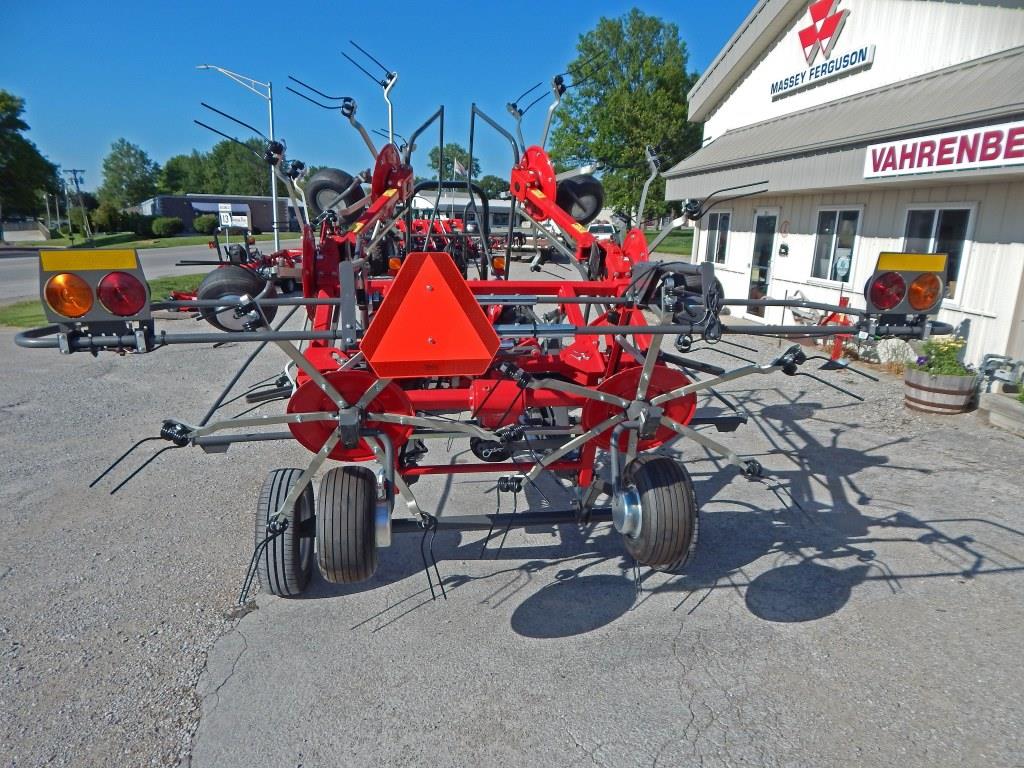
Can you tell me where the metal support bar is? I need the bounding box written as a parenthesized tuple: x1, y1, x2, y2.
(660, 416, 747, 470)
(390, 507, 613, 533)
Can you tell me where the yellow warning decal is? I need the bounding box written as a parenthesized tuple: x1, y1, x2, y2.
(383, 188, 398, 198)
(40, 249, 139, 272)
(573, 223, 587, 234)
(351, 222, 365, 233)
(876, 252, 947, 273)
(530, 189, 546, 199)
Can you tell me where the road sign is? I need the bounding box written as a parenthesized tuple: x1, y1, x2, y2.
(219, 213, 232, 226)
(230, 215, 248, 228)
(217, 203, 232, 213)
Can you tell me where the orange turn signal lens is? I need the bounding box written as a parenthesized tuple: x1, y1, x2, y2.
(908, 273, 942, 311)
(388, 257, 403, 271)
(44, 273, 93, 318)
(491, 256, 506, 272)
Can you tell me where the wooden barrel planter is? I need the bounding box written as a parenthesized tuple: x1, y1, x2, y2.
(904, 368, 977, 413)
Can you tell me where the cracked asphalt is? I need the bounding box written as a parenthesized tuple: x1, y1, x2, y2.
(2, 258, 1023, 766)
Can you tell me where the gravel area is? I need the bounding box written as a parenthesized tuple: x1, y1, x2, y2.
(2, 292, 1023, 765)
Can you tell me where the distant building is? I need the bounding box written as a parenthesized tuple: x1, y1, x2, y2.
(137, 194, 302, 234)
(666, 0, 1024, 364)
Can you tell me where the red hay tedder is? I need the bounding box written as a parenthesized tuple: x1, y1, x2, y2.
(16, 47, 953, 603)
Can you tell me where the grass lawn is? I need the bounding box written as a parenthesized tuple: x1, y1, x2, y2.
(0, 273, 207, 328)
(19, 232, 290, 251)
(645, 229, 693, 256)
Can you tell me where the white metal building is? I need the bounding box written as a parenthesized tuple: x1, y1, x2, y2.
(666, 0, 1024, 363)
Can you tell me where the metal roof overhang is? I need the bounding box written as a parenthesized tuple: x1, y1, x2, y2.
(667, 47, 1024, 200)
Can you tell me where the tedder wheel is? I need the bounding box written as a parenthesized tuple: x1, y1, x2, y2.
(255, 468, 315, 597)
(304, 167, 365, 226)
(618, 455, 699, 571)
(196, 265, 277, 332)
(316, 466, 378, 583)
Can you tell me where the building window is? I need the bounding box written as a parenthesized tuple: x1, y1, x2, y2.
(491, 212, 510, 228)
(811, 209, 859, 282)
(903, 208, 971, 299)
(703, 212, 730, 263)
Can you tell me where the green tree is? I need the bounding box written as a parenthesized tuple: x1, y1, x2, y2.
(202, 138, 268, 196)
(548, 9, 701, 218)
(476, 174, 509, 199)
(0, 90, 59, 217)
(427, 143, 481, 180)
(159, 151, 206, 194)
(98, 138, 159, 207)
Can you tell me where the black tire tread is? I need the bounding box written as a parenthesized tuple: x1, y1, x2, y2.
(623, 455, 699, 571)
(316, 466, 377, 583)
(255, 468, 314, 597)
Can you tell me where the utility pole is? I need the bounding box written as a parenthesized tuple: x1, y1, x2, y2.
(63, 179, 75, 245)
(64, 169, 93, 242)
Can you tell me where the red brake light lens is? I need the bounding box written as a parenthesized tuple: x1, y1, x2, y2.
(868, 271, 906, 311)
(97, 271, 148, 316)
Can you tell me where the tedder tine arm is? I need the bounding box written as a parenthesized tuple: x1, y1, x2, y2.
(356, 378, 393, 410)
(659, 415, 748, 472)
(528, 377, 631, 410)
(189, 411, 339, 438)
(650, 360, 780, 407)
(268, 430, 344, 527)
(368, 412, 499, 442)
(273, 341, 351, 410)
(526, 413, 626, 482)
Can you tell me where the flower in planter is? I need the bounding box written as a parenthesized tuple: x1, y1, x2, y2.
(910, 337, 973, 377)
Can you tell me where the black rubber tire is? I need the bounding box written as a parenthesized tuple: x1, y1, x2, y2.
(305, 168, 365, 225)
(621, 455, 699, 571)
(555, 174, 604, 226)
(196, 265, 278, 331)
(255, 468, 315, 597)
(316, 466, 378, 583)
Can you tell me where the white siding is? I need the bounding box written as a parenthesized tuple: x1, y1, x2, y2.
(691, 180, 1024, 364)
(704, 0, 1024, 143)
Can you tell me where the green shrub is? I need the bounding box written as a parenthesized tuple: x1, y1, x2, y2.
(152, 216, 184, 237)
(90, 203, 123, 233)
(911, 337, 972, 376)
(1018, 389, 1024, 404)
(192, 214, 219, 235)
(123, 212, 154, 237)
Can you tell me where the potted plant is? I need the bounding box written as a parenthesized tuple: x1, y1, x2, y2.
(904, 337, 977, 413)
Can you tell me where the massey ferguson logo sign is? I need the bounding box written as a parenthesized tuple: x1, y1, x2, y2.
(799, 0, 849, 65)
(771, 0, 874, 100)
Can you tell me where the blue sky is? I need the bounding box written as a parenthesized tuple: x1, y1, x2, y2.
(1, 0, 754, 191)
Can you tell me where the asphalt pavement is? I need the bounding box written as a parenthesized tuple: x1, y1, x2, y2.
(0, 240, 300, 303)
(1, 259, 1022, 767)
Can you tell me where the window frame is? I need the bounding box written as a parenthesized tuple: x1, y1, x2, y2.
(702, 209, 732, 265)
(902, 202, 977, 307)
(808, 205, 864, 287)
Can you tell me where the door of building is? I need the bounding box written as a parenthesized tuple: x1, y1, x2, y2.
(748, 211, 778, 318)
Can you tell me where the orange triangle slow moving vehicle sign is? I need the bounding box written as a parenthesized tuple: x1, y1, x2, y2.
(361, 252, 500, 379)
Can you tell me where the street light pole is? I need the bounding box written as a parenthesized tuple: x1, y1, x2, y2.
(196, 65, 281, 252)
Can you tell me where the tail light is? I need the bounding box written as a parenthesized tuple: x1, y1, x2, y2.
(208, 241, 217, 249)
(247, 237, 256, 245)
(867, 271, 906, 311)
(491, 256, 506, 273)
(388, 257, 403, 271)
(44, 273, 93, 318)
(97, 271, 148, 316)
(908, 273, 942, 311)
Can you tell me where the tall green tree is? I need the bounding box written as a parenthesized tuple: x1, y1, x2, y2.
(98, 138, 159, 207)
(202, 138, 268, 196)
(476, 174, 509, 199)
(159, 151, 206, 194)
(427, 143, 481, 180)
(548, 9, 701, 218)
(0, 90, 59, 217)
